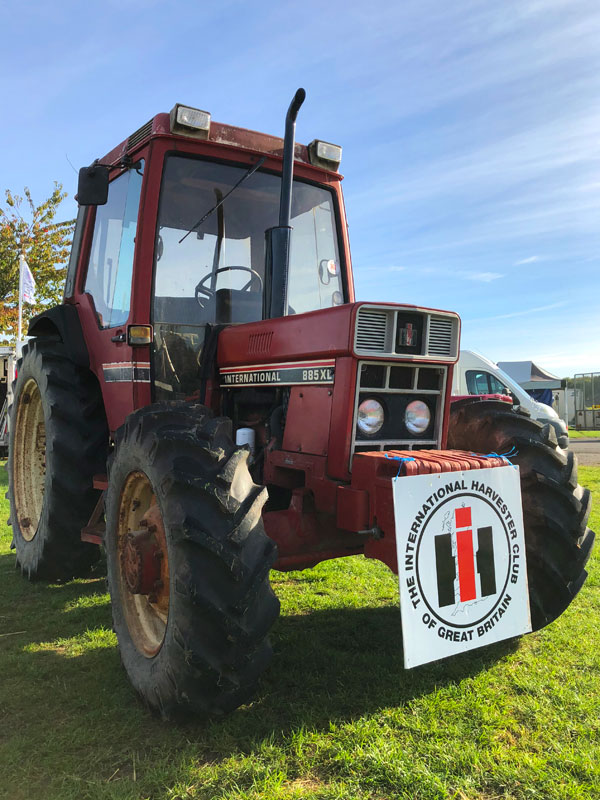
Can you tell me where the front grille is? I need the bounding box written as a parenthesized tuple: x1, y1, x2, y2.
(355, 308, 389, 353)
(427, 316, 455, 357)
(350, 361, 447, 468)
(353, 304, 459, 360)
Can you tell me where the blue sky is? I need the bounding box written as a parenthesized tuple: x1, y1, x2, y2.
(1, 0, 598, 376)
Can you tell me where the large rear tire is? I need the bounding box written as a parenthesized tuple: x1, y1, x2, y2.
(7, 340, 108, 580)
(105, 404, 279, 719)
(448, 399, 594, 631)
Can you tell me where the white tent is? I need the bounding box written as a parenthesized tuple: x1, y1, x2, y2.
(496, 360, 563, 391)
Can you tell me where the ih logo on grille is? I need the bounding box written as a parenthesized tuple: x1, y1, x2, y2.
(398, 322, 417, 347)
(434, 507, 497, 607)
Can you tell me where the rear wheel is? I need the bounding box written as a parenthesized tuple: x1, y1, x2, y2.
(105, 404, 279, 718)
(7, 340, 108, 580)
(448, 399, 594, 630)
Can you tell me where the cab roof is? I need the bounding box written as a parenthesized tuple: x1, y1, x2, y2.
(99, 111, 339, 178)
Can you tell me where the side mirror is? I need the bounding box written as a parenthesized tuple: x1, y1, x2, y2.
(77, 163, 109, 205)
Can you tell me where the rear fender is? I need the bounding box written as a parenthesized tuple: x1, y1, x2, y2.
(27, 305, 89, 368)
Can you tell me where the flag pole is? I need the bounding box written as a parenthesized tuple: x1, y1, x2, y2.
(17, 254, 23, 343)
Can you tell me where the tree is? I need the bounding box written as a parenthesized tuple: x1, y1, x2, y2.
(0, 184, 74, 343)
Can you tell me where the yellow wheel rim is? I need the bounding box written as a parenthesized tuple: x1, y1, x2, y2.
(13, 378, 46, 541)
(116, 471, 170, 657)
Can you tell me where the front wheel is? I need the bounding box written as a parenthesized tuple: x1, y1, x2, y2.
(448, 399, 594, 631)
(105, 404, 280, 718)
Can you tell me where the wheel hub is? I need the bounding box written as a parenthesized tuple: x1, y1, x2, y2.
(116, 473, 170, 657)
(121, 527, 163, 596)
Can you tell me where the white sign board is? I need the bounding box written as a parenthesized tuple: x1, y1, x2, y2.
(393, 466, 531, 668)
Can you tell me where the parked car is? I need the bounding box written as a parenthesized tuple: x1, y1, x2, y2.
(452, 350, 569, 448)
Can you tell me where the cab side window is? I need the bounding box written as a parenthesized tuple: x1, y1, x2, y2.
(84, 165, 144, 329)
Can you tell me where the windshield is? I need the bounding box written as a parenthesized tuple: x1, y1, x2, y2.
(153, 154, 344, 327)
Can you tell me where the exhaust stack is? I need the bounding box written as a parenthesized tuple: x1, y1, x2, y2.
(263, 88, 306, 320)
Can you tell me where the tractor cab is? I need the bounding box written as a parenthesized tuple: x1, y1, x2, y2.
(66, 97, 352, 431)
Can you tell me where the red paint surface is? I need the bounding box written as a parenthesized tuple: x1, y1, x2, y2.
(282, 386, 334, 456)
(456, 528, 476, 602)
(455, 506, 472, 529)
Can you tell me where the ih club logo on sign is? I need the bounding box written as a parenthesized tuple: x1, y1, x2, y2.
(435, 507, 497, 607)
(393, 467, 531, 668)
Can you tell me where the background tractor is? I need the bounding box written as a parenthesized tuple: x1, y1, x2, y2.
(7, 90, 594, 718)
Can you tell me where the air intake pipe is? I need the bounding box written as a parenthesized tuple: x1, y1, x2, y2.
(263, 88, 306, 320)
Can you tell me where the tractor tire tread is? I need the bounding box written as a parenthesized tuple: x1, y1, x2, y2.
(105, 403, 279, 719)
(448, 399, 594, 631)
(8, 340, 108, 580)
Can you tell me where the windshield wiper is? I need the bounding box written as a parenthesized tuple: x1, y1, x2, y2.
(178, 155, 267, 244)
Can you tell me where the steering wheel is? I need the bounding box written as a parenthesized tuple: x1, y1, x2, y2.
(195, 266, 263, 307)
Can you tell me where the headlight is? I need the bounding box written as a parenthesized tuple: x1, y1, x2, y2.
(405, 400, 431, 435)
(357, 398, 385, 435)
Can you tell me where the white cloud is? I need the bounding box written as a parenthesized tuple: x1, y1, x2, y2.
(514, 256, 540, 265)
(456, 271, 504, 283)
(464, 301, 567, 323)
(359, 265, 406, 273)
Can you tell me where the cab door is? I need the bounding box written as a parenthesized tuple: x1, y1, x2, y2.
(75, 163, 145, 433)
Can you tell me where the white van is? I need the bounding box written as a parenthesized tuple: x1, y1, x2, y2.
(452, 350, 568, 448)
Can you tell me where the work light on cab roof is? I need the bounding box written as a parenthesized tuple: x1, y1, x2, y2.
(308, 139, 342, 170)
(169, 103, 211, 138)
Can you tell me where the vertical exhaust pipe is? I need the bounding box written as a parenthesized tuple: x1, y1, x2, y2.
(263, 88, 306, 320)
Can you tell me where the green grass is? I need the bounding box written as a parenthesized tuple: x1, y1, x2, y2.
(568, 430, 600, 439)
(0, 464, 599, 800)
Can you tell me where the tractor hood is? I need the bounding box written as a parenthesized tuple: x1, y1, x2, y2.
(217, 302, 461, 375)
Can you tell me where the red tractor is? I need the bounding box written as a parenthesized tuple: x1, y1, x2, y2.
(8, 91, 594, 717)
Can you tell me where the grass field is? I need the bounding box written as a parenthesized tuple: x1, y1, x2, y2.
(569, 430, 600, 440)
(0, 464, 598, 800)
